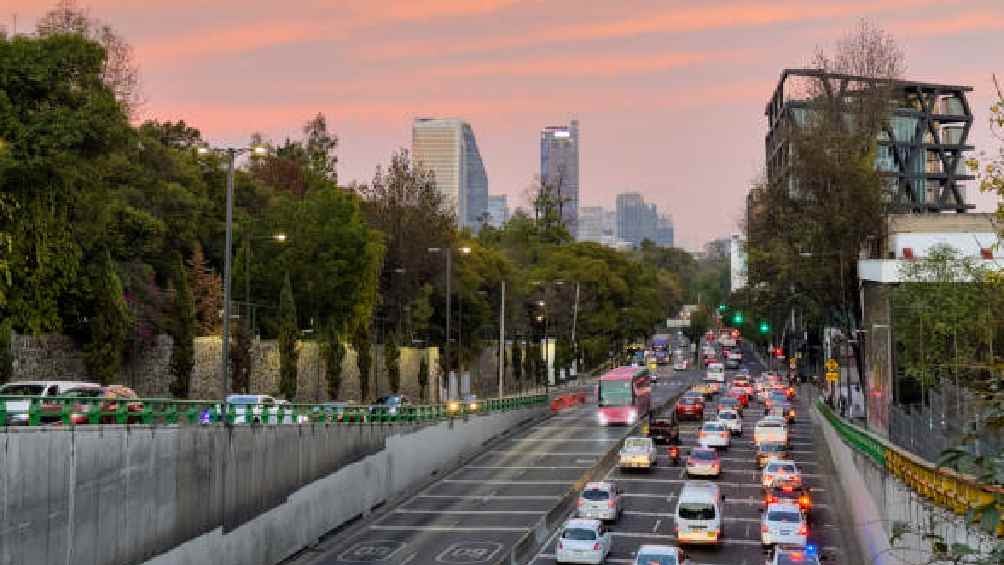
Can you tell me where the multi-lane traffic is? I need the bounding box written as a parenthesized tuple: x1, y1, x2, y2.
(293, 344, 859, 565)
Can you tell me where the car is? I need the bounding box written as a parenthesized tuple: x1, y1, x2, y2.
(311, 401, 351, 422)
(633, 544, 689, 565)
(756, 441, 790, 468)
(226, 394, 279, 424)
(717, 409, 742, 436)
(755, 417, 789, 447)
(0, 380, 102, 425)
(705, 363, 725, 388)
(39, 386, 104, 425)
(577, 481, 622, 521)
(555, 518, 612, 564)
(686, 447, 721, 478)
(620, 436, 657, 470)
(698, 421, 730, 450)
(768, 545, 822, 565)
(648, 411, 680, 445)
(763, 479, 812, 514)
(724, 356, 740, 369)
(761, 502, 808, 549)
(765, 391, 788, 412)
(692, 382, 716, 398)
(371, 394, 411, 416)
(726, 388, 750, 408)
(716, 396, 742, 416)
(762, 460, 802, 488)
(41, 384, 143, 425)
(676, 396, 705, 421)
(675, 481, 723, 545)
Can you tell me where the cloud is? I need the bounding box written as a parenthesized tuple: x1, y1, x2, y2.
(890, 10, 1004, 37)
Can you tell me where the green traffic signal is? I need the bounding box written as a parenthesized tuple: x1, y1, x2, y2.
(732, 311, 744, 325)
(759, 320, 769, 334)
(718, 303, 728, 313)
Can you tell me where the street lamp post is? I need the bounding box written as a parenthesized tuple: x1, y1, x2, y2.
(197, 144, 269, 404)
(428, 245, 471, 402)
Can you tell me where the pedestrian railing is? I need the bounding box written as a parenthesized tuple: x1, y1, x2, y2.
(0, 393, 549, 428)
(816, 399, 1004, 535)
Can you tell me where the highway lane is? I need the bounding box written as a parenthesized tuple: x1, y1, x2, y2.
(295, 364, 699, 565)
(528, 348, 859, 565)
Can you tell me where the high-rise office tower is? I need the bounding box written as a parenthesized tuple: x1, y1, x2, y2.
(540, 120, 580, 237)
(616, 192, 658, 248)
(412, 117, 488, 229)
(484, 195, 510, 228)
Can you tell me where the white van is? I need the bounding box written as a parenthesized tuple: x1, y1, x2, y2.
(675, 480, 723, 545)
(0, 380, 101, 425)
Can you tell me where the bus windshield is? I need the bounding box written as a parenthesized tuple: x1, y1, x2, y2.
(599, 381, 633, 407)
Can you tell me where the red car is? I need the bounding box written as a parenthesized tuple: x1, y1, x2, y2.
(675, 396, 705, 421)
(727, 388, 749, 408)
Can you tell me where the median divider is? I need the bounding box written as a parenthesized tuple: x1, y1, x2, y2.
(497, 379, 695, 565)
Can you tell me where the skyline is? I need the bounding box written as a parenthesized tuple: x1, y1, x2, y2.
(10, 0, 1004, 249)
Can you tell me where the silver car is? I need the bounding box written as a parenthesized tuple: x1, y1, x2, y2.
(577, 481, 622, 521)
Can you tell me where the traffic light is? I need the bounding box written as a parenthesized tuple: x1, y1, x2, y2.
(732, 311, 744, 325)
(759, 320, 770, 334)
(718, 303, 728, 314)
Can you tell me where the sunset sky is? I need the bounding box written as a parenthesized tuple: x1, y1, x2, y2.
(12, 0, 1004, 249)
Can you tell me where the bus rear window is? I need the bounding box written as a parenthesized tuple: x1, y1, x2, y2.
(599, 381, 632, 406)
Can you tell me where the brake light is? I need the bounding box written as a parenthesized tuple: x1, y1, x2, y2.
(592, 543, 602, 551)
(782, 485, 793, 492)
(558, 541, 563, 551)
(799, 495, 811, 507)
(798, 524, 808, 536)
(766, 495, 776, 504)
(608, 499, 616, 508)
(761, 524, 769, 533)
(577, 498, 584, 507)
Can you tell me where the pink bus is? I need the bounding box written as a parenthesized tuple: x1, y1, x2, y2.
(596, 366, 652, 426)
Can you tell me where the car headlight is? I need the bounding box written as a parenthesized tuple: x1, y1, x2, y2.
(627, 410, 637, 424)
(447, 401, 460, 413)
(468, 402, 478, 411)
(597, 413, 608, 425)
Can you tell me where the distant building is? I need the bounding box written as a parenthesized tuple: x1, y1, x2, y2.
(577, 206, 605, 242)
(412, 117, 488, 229)
(730, 233, 747, 293)
(540, 120, 580, 237)
(483, 195, 510, 228)
(655, 214, 675, 247)
(616, 192, 658, 248)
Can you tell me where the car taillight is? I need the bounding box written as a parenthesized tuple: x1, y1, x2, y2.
(798, 524, 808, 535)
(608, 499, 616, 508)
(799, 495, 811, 507)
(782, 485, 793, 492)
(558, 541, 563, 551)
(761, 524, 769, 533)
(720, 432, 728, 439)
(577, 498, 584, 506)
(592, 543, 601, 551)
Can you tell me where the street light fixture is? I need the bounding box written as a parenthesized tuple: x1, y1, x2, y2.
(196, 142, 271, 405)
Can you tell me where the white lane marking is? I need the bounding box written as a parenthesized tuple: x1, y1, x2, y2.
(505, 438, 620, 443)
(400, 553, 418, 565)
(415, 495, 563, 500)
(625, 511, 676, 517)
(463, 466, 591, 470)
(369, 525, 530, 532)
(487, 450, 611, 455)
(652, 519, 661, 533)
(393, 509, 547, 515)
(442, 480, 572, 485)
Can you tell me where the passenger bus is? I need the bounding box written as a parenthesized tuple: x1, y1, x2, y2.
(597, 366, 652, 426)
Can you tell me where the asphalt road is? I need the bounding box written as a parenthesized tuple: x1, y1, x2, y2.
(294, 364, 699, 565)
(528, 349, 858, 565)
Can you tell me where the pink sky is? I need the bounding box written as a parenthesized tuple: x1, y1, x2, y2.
(11, 0, 1004, 249)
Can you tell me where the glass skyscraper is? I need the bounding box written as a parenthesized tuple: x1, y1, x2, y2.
(412, 117, 489, 229)
(540, 120, 580, 237)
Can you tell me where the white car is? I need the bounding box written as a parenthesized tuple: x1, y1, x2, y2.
(754, 417, 789, 447)
(761, 502, 808, 548)
(717, 409, 742, 436)
(762, 460, 802, 488)
(0, 380, 101, 425)
(675, 481, 723, 546)
(685, 447, 721, 478)
(619, 436, 657, 470)
(577, 481, 622, 521)
(555, 518, 612, 564)
(768, 545, 822, 565)
(633, 544, 689, 565)
(697, 421, 731, 450)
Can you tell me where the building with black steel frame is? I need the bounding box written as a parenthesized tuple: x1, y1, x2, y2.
(765, 68, 974, 213)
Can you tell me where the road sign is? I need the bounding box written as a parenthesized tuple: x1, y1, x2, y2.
(826, 371, 839, 382)
(825, 358, 839, 371)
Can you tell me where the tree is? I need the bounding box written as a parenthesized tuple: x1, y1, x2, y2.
(169, 255, 195, 398)
(417, 354, 429, 402)
(36, 0, 142, 113)
(278, 272, 298, 400)
(322, 323, 346, 400)
(972, 74, 1004, 232)
(187, 244, 223, 335)
(512, 343, 523, 391)
(303, 113, 338, 183)
(83, 250, 131, 384)
(353, 325, 373, 403)
(385, 332, 401, 393)
(0, 319, 12, 385)
(230, 319, 253, 394)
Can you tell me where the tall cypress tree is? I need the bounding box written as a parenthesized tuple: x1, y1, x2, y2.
(385, 332, 401, 393)
(322, 322, 346, 400)
(84, 250, 131, 384)
(278, 272, 298, 400)
(169, 254, 195, 398)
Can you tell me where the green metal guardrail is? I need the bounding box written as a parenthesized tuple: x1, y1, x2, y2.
(0, 393, 549, 427)
(816, 399, 886, 466)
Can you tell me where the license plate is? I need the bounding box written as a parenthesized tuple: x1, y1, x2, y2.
(780, 529, 791, 535)
(690, 526, 705, 531)
(706, 531, 716, 538)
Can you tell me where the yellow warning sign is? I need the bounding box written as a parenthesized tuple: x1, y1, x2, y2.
(826, 371, 839, 382)
(825, 358, 839, 371)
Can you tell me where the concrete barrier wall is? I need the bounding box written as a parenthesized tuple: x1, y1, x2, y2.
(0, 406, 546, 565)
(814, 407, 996, 564)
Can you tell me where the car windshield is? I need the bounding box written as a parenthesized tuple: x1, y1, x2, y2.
(759, 422, 783, 428)
(562, 528, 597, 540)
(625, 438, 650, 450)
(227, 395, 264, 405)
(62, 388, 102, 398)
(767, 510, 802, 523)
(582, 489, 610, 501)
(768, 463, 797, 473)
(599, 381, 633, 406)
(0, 384, 45, 395)
(761, 443, 785, 452)
(703, 423, 724, 431)
(691, 450, 716, 461)
(636, 553, 678, 565)
(682, 397, 700, 405)
(719, 412, 736, 420)
(677, 503, 716, 520)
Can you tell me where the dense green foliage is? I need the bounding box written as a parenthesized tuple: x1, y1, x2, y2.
(168, 255, 195, 398)
(277, 273, 298, 399)
(322, 325, 346, 399)
(385, 333, 401, 393)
